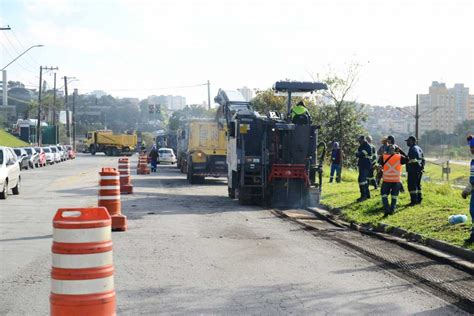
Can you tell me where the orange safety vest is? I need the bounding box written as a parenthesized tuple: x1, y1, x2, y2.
(383, 154, 402, 183)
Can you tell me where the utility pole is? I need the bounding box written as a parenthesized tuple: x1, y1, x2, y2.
(37, 66, 58, 145)
(36, 66, 43, 145)
(72, 89, 77, 151)
(64, 76, 70, 144)
(415, 94, 419, 140)
(207, 80, 211, 110)
(53, 73, 58, 143)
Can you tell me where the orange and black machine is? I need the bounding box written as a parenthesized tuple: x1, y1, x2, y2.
(215, 81, 327, 208)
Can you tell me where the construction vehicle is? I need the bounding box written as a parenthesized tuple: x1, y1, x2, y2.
(177, 120, 227, 184)
(84, 130, 137, 156)
(214, 81, 327, 208)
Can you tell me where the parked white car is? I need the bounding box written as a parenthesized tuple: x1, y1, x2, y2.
(50, 146, 61, 163)
(158, 148, 177, 164)
(42, 147, 55, 164)
(0, 146, 21, 199)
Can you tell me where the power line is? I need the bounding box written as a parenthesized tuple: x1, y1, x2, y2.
(2, 32, 38, 69)
(0, 33, 37, 71)
(80, 83, 208, 92)
(0, 41, 38, 74)
(9, 29, 40, 67)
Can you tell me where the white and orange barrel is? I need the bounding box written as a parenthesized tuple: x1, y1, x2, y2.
(118, 157, 133, 194)
(98, 168, 127, 231)
(137, 154, 150, 175)
(50, 207, 116, 316)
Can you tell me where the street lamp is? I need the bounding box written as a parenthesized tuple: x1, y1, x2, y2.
(1, 44, 44, 71)
(2, 45, 43, 108)
(395, 94, 440, 141)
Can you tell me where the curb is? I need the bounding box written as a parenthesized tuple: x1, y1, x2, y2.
(305, 206, 474, 274)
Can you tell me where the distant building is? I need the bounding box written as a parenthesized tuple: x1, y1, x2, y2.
(147, 95, 186, 111)
(89, 90, 108, 98)
(238, 86, 254, 102)
(419, 82, 474, 135)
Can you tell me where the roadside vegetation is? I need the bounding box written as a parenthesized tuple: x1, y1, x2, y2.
(321, 168, 474, 250)
(0, 129, 29, 147)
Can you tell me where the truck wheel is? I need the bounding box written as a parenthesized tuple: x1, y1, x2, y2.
(112, 148, 120, 156)
(90, 145, 96, 155)
(105, 147, 113, 156)
(228, 187, 235, 199)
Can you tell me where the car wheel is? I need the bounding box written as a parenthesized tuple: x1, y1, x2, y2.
(12, 177, 20, 195)
(0, 181, 7, 199)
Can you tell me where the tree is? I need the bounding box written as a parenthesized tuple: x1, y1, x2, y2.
(314, 63, 367, 167)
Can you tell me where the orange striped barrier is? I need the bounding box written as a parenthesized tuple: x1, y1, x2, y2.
(50, 207, 116, 315)
(118, 157, 133, 194)
(137, 154, 150, 175)
(98, 168, 127, 231)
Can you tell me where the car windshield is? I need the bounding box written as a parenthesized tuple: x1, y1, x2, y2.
(0, 150, 3, 165)
(35, 147, 41, 152)
(159, 149, 173, 154)
(51, 147, 57, 152)
(14, 149, 21, 156)
(25, 148, 32, 155)
(43, 148, 51, 153)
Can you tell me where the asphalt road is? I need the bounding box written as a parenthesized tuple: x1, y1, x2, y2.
(0, 155, 472, 315)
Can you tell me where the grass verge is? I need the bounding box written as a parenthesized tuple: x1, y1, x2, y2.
(321, 168, 473, 251)
(0, 129, 29, 147)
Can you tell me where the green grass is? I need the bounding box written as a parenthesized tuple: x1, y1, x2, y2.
(321, 168, 474, 250)
(0, 129, 29, 147)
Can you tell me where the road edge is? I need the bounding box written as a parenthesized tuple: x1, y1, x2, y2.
(303, 206, 474, 274)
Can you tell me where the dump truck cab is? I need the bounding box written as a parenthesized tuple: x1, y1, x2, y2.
(84, 130, 137, 156)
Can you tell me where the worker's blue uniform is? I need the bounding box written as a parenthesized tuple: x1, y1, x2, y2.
(406, 144, 424, 204)
(368, 143, 378, 189)
(356, 141, 372, 199)
(469, 158, 474, 240)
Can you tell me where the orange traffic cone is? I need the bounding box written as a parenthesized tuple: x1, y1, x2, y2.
(118, 157, 133, 194)
(50, 207, 116, 316)
(98, 168, 127, 231)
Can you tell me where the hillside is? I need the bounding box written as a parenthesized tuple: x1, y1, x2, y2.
(0, 129, 29, 147)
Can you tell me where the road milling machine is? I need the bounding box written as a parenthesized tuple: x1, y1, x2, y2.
(215, 81, 327, 208)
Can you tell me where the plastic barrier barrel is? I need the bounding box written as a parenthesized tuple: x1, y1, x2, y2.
(137, 154, 150, 175)
(98, 168, 127, 231)
(50, 207, 116, 316)
(118, 157, 133, 194)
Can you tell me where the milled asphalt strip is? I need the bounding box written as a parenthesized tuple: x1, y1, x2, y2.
(271, 209, 474, 313)
(306, 207, 474, 273)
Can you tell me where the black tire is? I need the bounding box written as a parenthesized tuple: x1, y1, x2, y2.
(90, 145, 96, 155)
(0, 180, 7, 199)
(105, 147, 113, 156)
(30, 162, 35, 169)
(112, 148, 120, 156)
(12, 177, 20, 195)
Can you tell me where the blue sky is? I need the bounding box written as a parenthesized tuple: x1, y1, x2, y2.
(1, 0, 473, 107)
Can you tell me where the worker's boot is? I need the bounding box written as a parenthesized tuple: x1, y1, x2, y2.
(417, 192, 423, 204)
(336, 176, 341, 183)
(408, 193, 417, 206)
(390, 198, 398, 215)
(366, 185, 371, 199)
(329, 177, 333, 183)
(357, 185, 366, 202)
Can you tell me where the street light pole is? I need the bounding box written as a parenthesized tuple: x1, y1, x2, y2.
(415, 94, 419, 140)
(1, 44, 43, 108)
(1, 45, 44, 71)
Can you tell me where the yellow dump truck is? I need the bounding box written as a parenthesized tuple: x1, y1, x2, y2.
(177, 120, 227, 184)
(84, 130, 137, 156)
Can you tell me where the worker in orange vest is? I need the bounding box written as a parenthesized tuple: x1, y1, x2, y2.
(380, 145, 408, 216)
